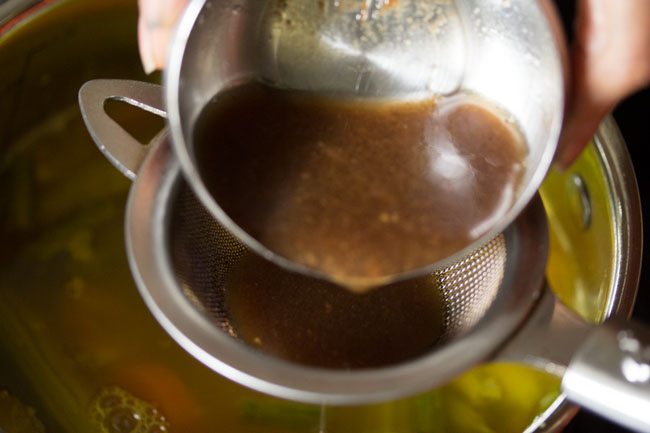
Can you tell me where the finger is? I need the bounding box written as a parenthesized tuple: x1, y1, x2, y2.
(555, 95, 611, 169)
(556, 0, 650, 169)
(138, 0, 190, 73)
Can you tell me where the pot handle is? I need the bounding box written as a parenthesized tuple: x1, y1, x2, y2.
(499, 292, 650, 432)
(562, 318, 650, 433)
(78, 79, 166, 180)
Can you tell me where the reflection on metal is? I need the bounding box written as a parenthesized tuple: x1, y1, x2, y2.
(0, 0, 42, 27)
(618, 330, 650, 384)
(569, 173, 592, 230)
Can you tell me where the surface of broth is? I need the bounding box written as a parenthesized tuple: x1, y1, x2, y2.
(194, 83, 528, 289)
(225, 253, 444, 368)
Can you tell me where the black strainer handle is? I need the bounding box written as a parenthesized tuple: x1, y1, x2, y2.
(78, 79, 166, 180)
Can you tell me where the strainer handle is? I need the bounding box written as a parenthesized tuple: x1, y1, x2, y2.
(563, 318, 650, 432)
(78, 79, 166, 180)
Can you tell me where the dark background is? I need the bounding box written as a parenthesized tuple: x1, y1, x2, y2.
(553, 1, 650, 432)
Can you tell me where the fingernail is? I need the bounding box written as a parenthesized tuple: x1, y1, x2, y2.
(554, 130, 579, 172)
(138, 18, 157, 74)
(554, 123, 594, 172)
(149, 28, 171, 72)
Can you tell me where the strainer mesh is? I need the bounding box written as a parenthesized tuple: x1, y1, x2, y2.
(433, 237, 505, 339)
(171, 183, 246, 337)
(170, 181, 506, 349)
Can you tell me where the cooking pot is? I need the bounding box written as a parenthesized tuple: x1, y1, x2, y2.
(0, 1, 644, 432)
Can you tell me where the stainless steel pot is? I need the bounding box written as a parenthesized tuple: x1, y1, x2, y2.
(0, 1, 644, 432)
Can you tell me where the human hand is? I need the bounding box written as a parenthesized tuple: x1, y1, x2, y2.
(556, 0, 650, 169)
(138, 0, 189, 74)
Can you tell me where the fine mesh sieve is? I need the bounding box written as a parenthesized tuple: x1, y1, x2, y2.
(78, 78, 548, 401)
(169, 179, 508, 346)
(111, 119, 549, 403)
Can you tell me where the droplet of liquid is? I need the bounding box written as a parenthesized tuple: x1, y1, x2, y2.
(147, 424, 168, 433)
(106, 408, 140, 433)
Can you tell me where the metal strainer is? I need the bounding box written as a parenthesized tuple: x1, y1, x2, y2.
(119, 118, 550, 403)
(81, 78, 650, 432)
(170, 179, 509, 344)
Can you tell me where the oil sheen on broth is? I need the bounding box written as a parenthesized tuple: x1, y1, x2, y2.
(194, 82, 527, 290)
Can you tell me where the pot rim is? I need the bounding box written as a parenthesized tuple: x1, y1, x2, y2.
(525, 115, 643, 433)
(0, 0, 53, 34)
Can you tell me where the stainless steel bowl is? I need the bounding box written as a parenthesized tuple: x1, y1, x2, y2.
(164, 0, 567, 284)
